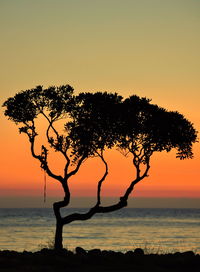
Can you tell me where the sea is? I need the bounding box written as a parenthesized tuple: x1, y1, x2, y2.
(0, 208, 199, 253)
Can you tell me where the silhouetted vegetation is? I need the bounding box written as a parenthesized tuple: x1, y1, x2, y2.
(2, 85, 198, 250)
(0, 248, 200, 272)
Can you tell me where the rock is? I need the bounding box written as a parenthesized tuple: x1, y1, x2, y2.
(134, 248, 144, 256)
(75, 246, 87, 255)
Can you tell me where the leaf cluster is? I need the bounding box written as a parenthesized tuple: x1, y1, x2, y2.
(67, 92, 123, 161)
(117, 96, 198, 161)
(2, 85, 74, 123)
(2, 85, 198, 166)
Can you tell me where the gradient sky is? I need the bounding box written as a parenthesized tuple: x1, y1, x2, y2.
(0, 0, 200, 207)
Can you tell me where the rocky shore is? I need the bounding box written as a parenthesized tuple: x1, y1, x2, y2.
(0, 247, 199, 272)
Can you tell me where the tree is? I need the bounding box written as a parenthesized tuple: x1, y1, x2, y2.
(2, 85, 198, 250)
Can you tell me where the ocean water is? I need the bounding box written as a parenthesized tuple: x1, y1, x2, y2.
(0, 208, 199, 253)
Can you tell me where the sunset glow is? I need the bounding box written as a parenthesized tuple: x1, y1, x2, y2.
(0, 0, 199, 207)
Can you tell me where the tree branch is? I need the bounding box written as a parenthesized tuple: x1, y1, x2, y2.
(41, 112, 59, 138)
(26, 120, 72, 222)
(64, 159, 71, 180)
(95, 151, 108, 206)
(53, 181, 71, 221)
(44, 114, 71, 164)
(61, 158, 150, 225)
(46, 122, 71, 168)
(121, 158, 150, 201)
(66, 155, 86, 179)
(61, 198, 127, 225)
(41, 111, 72, 180)
(28, 126, 63, 183)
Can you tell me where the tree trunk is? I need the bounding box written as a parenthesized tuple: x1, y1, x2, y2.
(54, 221, 63, 250)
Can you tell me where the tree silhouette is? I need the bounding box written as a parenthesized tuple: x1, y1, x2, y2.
(2, 85, 198, 250)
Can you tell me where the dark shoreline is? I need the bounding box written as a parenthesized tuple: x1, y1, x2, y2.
(0, 247, 200, 272)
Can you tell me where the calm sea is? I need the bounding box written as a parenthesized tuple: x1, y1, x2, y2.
(0, 208, 199, 253)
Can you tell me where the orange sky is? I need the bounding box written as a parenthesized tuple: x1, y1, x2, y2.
(0, 1, 200, 206)
(1, 116, 199, 200)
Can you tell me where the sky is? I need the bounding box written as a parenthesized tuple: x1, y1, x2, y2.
(0, 0, 200, 208)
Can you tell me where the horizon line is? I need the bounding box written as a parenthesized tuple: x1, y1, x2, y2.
(0, 196, 199, 209)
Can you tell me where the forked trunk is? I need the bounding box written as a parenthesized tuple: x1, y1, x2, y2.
(54, 221, 63, 250)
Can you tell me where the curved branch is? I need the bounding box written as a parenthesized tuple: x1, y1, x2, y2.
(61, 159, 150, 225)
(45, 115, 71, 164)
(53, 182, 71, 221)
(121, 159, 150, 201)
(46, 123, 71, 168)
(64, 159, 71, 179)
(62, 198, 127, 225)
(41, 112, 60, 138)
(66, 155, 86, 179)
(62, 151, 108, 222)
(29, 133, 63, 183)
(96, 151, 108, 206)
(61, 151, 109, 224)
(25, 120, 71, 222)
(42, 112, 72, 179)
(132, 153, 140, 179)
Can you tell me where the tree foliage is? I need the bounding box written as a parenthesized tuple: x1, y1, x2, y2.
(118, 95, 197, 160)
